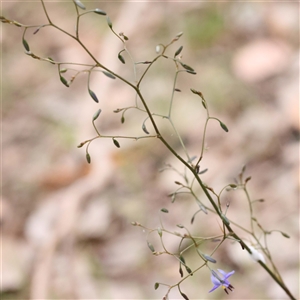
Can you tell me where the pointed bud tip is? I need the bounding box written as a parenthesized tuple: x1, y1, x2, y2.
(74, 0, 86, 10)
(112, 138, 120, 148)
(86, 153, 91, 164)
(94, 8, 107, 15)
(89, 89, 99, 103)
(92, 108, 101, 121)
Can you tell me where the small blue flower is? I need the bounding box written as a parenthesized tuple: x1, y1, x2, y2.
(209, 269, 235, 294)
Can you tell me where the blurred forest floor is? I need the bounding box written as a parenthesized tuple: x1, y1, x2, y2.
(1, 1, 299, 300)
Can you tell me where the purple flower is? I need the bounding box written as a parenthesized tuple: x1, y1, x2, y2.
(209, 269, 235, 294)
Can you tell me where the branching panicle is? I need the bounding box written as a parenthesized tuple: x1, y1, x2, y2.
(1, 2, 296, 300)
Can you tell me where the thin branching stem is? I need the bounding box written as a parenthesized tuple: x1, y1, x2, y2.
(4, 2, 296, 299)
(243, 185, 255, 233)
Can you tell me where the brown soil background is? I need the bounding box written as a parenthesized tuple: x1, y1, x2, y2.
(2, 2, 299, 300)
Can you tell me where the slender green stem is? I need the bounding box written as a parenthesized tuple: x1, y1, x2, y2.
(243, 186, 255, 233)
(168, 71, 179, 118)
(195, 115, 209, 167)
(137, 54, 162, 88)
(168, 118, 191, 161)
(165, 69, 191, 161)
(41, 0, 51, 23)
(92, 121, 101, 137)
(170, 262, 206, 290)
(75, 14, 80, 39)
(108, 25, 138, 96)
